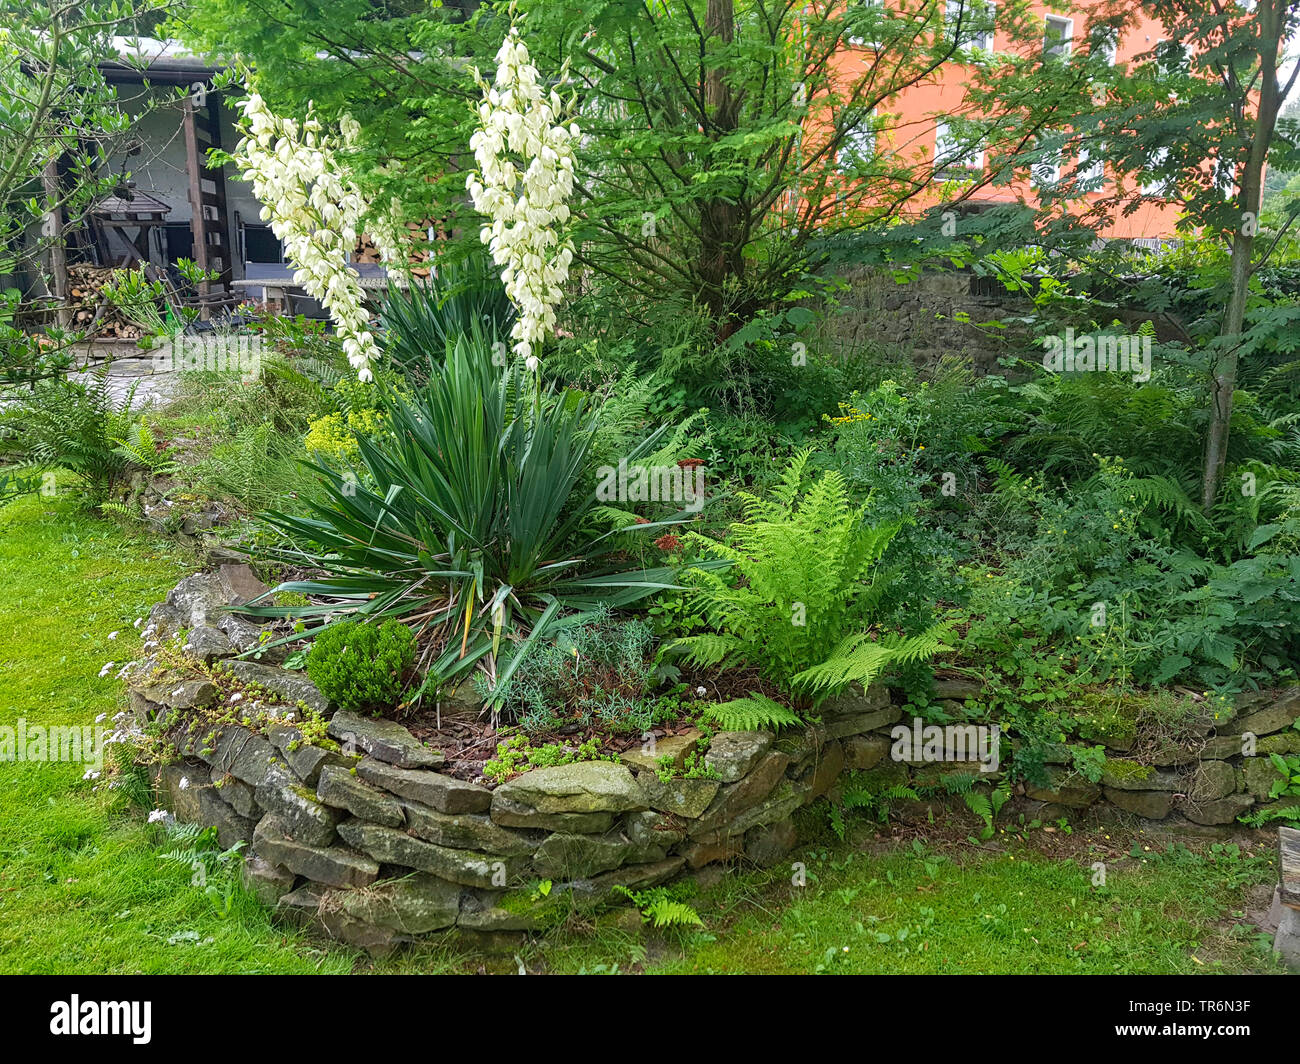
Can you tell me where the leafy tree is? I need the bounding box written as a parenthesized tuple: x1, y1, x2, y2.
(516, 0, 1047, 341)
(0, 0, 171, 382)
(175, 0, 492, 249)
(971, 0, 1300, 507)
(184, 1, 1055, 342)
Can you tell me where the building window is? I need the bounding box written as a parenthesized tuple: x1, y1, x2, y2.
(1152, 37, 1189, 77)
(1031, 156, 1062, 189)
(935, 119, 984, 178)
(947, 1, 996, 53)
(1142, 146, 1177, 197)
(1044, 15, 1073, 59)
(1213, 157, 1237, 198)
(1090, 25, 1118, 65)
(1075, 145, 1105, 192)
(847, 0, 885, 48)
(838, 119, 877, 172)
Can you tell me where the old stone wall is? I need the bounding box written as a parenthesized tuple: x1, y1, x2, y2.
(817, 268, 1032, 372)
(129, 567, 1300, 957)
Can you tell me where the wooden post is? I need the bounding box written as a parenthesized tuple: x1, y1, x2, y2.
(41, 160, 71, 329)
(182, 97, 211, 320)
(1282, 826, 1300, 910)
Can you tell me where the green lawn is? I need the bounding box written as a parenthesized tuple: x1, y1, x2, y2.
(0, 491, 1287, 974)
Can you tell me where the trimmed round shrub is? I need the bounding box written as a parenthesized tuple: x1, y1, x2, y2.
(306, 620, 416, 713)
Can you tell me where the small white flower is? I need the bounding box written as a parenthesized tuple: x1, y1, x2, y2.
(178, 777, 191, 791)
(230, 693, 244, 703)
(147, 809, 169, 823)
(107, 631, 119, 641)
(83, 769, 101, 781)
(95, 713, 107, 723)
(133, 617, 143, 629)
(695, 686, 707, 697)
(98, 662, 115, 678)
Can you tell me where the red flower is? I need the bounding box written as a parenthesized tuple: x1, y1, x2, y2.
(677, 458, 705, 470)
(654, 534, 682, 552)
(634, 516, 650, 525)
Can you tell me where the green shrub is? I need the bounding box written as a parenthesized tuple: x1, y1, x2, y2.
(306, 619, 416, 713)
(966, 455, 1300, 687)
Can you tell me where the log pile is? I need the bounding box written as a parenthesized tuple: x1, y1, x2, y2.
(353, 221, 433, 277)
(66, 264, 146, 339)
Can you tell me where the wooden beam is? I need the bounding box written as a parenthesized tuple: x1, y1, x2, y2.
(181, 96, 212, 320)
(41, 160, 71, 329)
(1282, 826, 1300, 910)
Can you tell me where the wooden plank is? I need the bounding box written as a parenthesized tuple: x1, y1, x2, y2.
(41, 161, 71, 328)
(182, 97, 215, 319)
(1282, 827, 1300, 909)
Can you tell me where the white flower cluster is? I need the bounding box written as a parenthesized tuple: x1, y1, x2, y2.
(466, 15, 578, 368)
(231, 95, 401, 380)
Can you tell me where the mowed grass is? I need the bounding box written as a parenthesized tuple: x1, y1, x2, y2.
(533, 834, 1285, 975)
(0, 490, 1287, 975)
(0, 490, 357, 973)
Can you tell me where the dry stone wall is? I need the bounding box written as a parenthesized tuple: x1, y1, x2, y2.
(129, 567, 1300, 956)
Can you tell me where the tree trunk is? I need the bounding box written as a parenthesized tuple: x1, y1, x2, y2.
(1200, 0, 1285, 509)
(699, 0, 745, 340)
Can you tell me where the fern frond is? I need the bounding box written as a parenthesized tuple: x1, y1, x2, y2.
(793, 623, 950, 697)
(589, 504, 646, 530)
(705, 693, 802, 732)
(1239, 804, 1300, 828)
(642, 897, 705, 929)
(669, 633, 748, 670)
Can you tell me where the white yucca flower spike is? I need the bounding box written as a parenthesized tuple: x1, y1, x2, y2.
(230, 93, 405, 380)
(466, 8, 577, 366)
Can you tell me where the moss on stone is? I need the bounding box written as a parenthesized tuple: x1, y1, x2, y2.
(1101, 757, 1154, 782)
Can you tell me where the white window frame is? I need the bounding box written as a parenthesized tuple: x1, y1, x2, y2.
(1031, 157, 1062, 189)
(935, 118, 984, 178)
(1213, 157, 1237, 199)
(1091, 25, 1118, 65)
(1142, 146, 1176, 197)
(838, 118, 877, 172)
(1044, 15, 1074, 59)
(847, 0, 885, 49)
(945, 0, 997, 53)
(1075, 145, 1104, 191)
(973, 2, 997, 53)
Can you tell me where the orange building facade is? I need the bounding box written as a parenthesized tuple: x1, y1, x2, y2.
(830, 0, 1185, 241)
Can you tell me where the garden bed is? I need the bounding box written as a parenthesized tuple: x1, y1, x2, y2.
(124, 563, 1300, 957)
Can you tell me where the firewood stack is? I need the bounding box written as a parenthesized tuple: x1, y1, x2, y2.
(66, 264, 146, 339)
(353, 221, 434, 277)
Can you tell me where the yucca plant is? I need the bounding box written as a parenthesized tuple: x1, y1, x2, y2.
(242, 331, 686, 706)
(672, 449, 949, 729)
(380, 256, 516, 378)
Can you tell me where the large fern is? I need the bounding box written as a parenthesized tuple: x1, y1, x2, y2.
(672, 450, 948, 715)
(0, 368, 140, 500)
